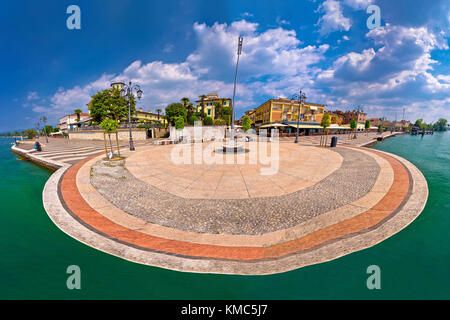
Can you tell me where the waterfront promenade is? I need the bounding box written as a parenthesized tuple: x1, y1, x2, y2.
(10, 133, 428, 275)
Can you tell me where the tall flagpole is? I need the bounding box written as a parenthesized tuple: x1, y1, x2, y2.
(231, 36, 243, 142)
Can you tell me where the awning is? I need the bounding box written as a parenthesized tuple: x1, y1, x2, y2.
(259, 123, 288, 128)
(289, 124, 323, 129)
(328, 125, 351, 130)
(309, 106, 318, 111)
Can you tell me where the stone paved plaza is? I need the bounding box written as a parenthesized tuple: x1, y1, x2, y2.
(34, 139, 428, 275)
(90, 144, 379, 234)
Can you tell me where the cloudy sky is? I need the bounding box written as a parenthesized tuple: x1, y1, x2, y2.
(0, 0, 448, 131)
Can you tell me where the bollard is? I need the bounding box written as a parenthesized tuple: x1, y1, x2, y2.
(330, 136, 338, 147)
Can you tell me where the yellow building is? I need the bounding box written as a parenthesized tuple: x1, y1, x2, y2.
(196, 93, 232, 119)
(329, 112, 344, 125)
(134, 108, 167, 125)
(111, 81, 125, 91)
(245, 109, 256, 123)
(253, 98, 326, 125)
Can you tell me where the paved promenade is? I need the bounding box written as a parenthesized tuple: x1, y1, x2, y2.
(12, 137, 151, 167)
(38, 140, 428, 275)
(278, 131, 404, 147)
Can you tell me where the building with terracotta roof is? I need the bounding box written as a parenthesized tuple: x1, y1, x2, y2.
(58, 112, 90, 132)
(195, 93, 232, 119)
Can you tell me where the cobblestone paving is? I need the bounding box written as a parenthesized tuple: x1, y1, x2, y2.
(91, 147, 380, 235)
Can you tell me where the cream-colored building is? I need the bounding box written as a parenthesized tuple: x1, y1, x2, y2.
(134, 108, 167, 125)
(58, 112, 90, 132)
(196, 93, 232, 119)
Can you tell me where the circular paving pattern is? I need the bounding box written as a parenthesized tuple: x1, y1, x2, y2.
(90, 146, 379, 235)
(43, 143, 428, 275)
(125, 143, 344, 199)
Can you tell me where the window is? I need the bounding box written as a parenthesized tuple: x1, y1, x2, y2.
(208, 109, 211, 115)
(223, 101, 227, 105)
(272, 104, 282, 111)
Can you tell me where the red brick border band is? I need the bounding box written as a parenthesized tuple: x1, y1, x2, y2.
(58, 147, 412, 262)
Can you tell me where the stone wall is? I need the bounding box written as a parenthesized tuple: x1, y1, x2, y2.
(69, 129, 147, 141)
(169, 126, 226, 141)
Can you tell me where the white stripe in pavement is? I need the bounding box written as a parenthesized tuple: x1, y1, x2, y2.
(45, 150, 105, 160)
(37, 148, 104, 156)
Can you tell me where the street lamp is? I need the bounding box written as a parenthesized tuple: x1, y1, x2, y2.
(118, 81, 143, 151)
(291, 90, 307, 143)
(231, 36, 243, 142)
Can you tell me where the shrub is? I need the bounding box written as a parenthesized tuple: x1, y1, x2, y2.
(203, 116, 213, 126)
(175, 116, 185, 130)
(24, 129, 37, 139)
(213, 118, 226, 126)
(189, 115, 199, 124)
(242, 116, 252, 132)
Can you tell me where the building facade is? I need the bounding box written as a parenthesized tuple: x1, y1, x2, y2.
(110, 81, 125, 91)
(252, 98, 326, 125)
(196, 93, 232, 119)
(58, 113, 90, 132)
(333, 109, 367, 124)
(328, 112, 345, 125)
(134, 108, 167, 125)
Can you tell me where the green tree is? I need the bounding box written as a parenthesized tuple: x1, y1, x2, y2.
(174, 116, 185, 130)
(165, 103, 187, 126)
(242, 115, 252, 132)
(189, 115, 199, 124)
(433, 118, 448, 131)
(199, 95, 207, 120)
(203, 116, 213, 126)
(100, 118, 120, 159)
(156, 108, 162, 121)
(42, 125, 53, 136)
(88, 88, 135, 123)
(414, 118, 424, 129)
(222, 107, 232, 126)
(364, 120, 371, 136)
(350, 118, 357, 139)
(320, 113, 331, 146)
(213, 101, 222, 120)
(74, 109, 82, 127)
(186, 103, 195, 121)
(213, 118, 226, 126)
(24, 129, 37, 140)
(180, 97, 190, 107)
(378, 124, 382, 134)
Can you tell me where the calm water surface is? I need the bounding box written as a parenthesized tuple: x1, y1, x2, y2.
(0, 134, 449, 299)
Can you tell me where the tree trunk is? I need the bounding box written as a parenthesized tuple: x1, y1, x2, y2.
(103, 132, 108, 158)
(115, 131, 121, 158)
(108, 133, 114, 158)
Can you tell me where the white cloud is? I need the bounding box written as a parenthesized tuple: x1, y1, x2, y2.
(343, 0, 373, 10)
(26, 91, 39, 101)
(316, 0, 351, 35)
(33, 18, 449, 125)
(276, 16, 290, 25)
(162, 44, 174, 53)
(317, 24, 450, 121)
(37, 19, 329, 123)
(437, 74, 450, 83)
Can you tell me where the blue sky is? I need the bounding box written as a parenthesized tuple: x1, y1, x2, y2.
(0, 0, 449, 131)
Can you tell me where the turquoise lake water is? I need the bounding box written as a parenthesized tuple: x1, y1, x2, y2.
(0, 134, 449, 299)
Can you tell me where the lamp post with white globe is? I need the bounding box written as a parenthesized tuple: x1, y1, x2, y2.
(116, 81, 143, 151)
